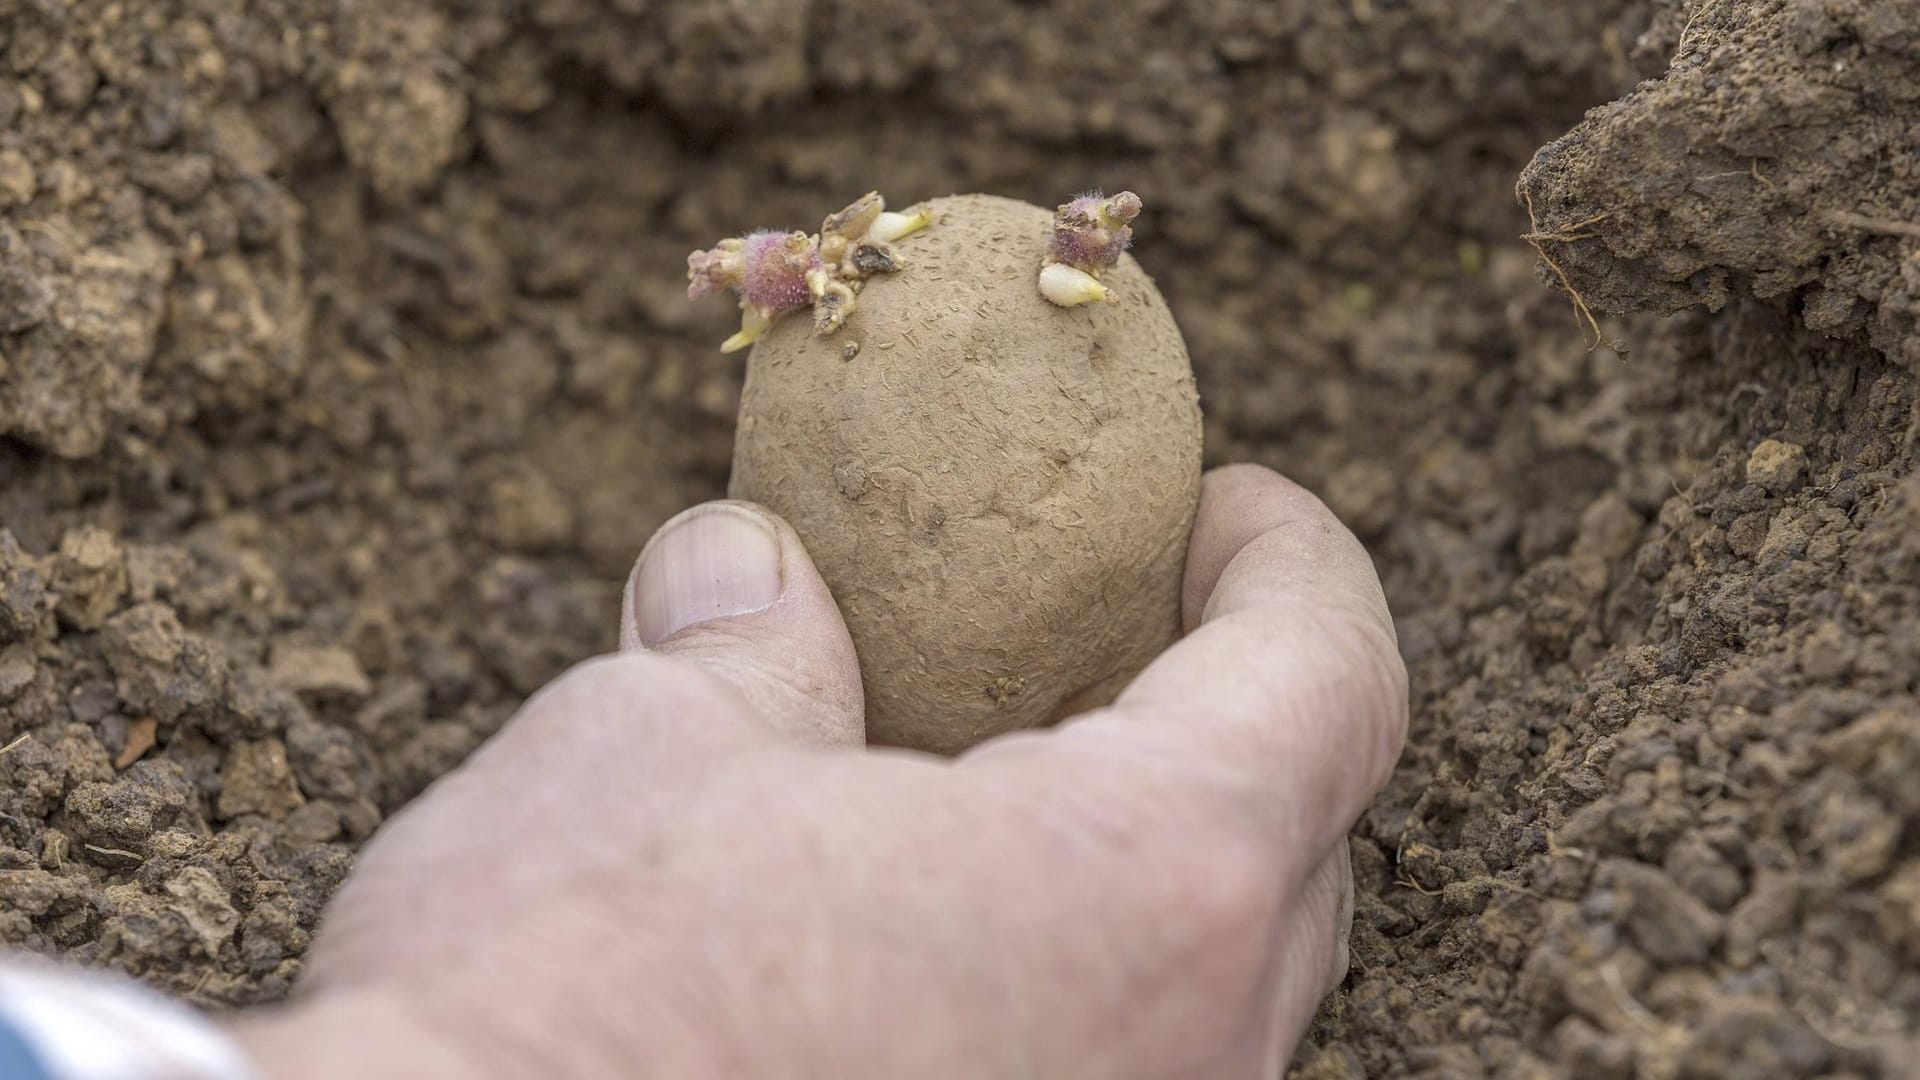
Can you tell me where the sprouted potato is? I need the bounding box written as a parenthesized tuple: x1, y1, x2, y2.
(690, 192, 1202, 753)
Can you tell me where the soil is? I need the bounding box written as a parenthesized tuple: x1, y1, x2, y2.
(1, 0, 1916, 1075)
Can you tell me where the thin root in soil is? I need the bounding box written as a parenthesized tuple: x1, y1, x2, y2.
(1521, 189, 1630, 360)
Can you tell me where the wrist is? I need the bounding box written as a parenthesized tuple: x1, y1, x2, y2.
(228, 978, 751, 1080)
(226, 988, 486, 1080)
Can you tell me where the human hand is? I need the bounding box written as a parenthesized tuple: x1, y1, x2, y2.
(231, 464, 1407, 1079)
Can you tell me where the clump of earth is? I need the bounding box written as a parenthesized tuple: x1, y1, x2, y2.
(2, 1, 1916, 1075)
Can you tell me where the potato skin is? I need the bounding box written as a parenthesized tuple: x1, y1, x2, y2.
(730, 194, 1203, 753)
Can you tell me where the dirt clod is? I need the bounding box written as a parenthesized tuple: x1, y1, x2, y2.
(268, 645, 372, 703)
(1746, 438, 1809, 493)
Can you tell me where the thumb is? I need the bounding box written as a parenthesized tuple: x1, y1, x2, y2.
(620, 500, 865, 746)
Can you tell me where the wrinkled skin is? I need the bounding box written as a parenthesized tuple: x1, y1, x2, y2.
(230, 465, 1407, 1079)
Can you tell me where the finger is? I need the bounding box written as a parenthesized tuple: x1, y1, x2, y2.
(1130, 464, 1405, 855)
(1260, 841, 1354, 1071)
(1181, 464, 1394, 640)
(1331, 848, 1355, 994)
(620, 500, 864, 746)
(976, 465, 1406, 872)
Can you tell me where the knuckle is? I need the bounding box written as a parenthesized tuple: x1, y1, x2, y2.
(1134, 786, 1288, 934)
(661, 622, 859, 727)
(473, 651, 771, 768)
(1009, 728, 1286, 936)
(522, 652, 746, 729)
(1166, 820, 1287, 948)
(658, 623, 792, 688)
(1312, 608, 1410, 788)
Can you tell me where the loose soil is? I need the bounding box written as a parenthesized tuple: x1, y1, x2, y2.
(2, 1, 1916, 1076)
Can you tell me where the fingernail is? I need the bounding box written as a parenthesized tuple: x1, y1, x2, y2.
(632, 503, 784, 647)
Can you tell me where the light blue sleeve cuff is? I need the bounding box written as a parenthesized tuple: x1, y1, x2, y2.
(0, 1010, 55, 1080)
(0, 961, 258, 1080)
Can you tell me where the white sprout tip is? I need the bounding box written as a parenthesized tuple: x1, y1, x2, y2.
(720, 307, 772, 353)
(870, 209, 932, 244)
(1039, 263, 1112, 307)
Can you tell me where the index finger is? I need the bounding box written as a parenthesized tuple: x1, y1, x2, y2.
(967, 464, 1408, 871)
(1133, 464, 1406, 844)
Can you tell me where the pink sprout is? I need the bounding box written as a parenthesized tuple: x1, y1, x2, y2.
(1049, 190, 1140, 271)
(685, 244, 739, 299)
(686, 230, 822, 316)
(739, 231, 820, 315)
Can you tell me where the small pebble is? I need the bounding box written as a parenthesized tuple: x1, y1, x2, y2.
(1745, 439, 1808, 493)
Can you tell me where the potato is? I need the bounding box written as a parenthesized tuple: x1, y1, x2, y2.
(728, 194, 1202, 753)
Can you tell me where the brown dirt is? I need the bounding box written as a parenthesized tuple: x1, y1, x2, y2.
(1, 0, 1916, 1075)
